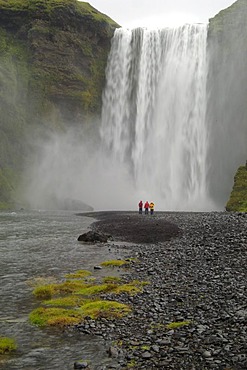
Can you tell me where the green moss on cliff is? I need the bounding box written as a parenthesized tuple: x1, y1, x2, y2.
(0, 0, 118, 208)
(0, 27, 30, 209)
(0, 168, 19, 209)
(226, 166, 247, 212)
(0, 0, 118, 27)
(0, 0, 118, 121)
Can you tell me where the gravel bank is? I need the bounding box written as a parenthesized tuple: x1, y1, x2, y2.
(77, 211, 247, 370)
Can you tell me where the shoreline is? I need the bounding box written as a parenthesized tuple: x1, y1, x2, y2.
(77, 211, 247, 370)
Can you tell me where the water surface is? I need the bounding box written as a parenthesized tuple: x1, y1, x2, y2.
(0, 210, 122, 369)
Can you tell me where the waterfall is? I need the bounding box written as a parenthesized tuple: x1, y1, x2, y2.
(101, 25, 214, 211)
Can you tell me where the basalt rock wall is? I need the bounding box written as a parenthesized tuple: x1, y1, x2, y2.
(0, 0, 118, 208)
(207, 0, 247, 211)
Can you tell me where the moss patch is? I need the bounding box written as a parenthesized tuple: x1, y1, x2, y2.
(79, 300, 131, 319)
(75, 283, 116, 296)
(0, 337, 17, 354)
(29, 261, 148, 327)
(101, 259, 130, 268)
(43, 295, 87, 308)
(166, 321, 191, 330)
(29, 307, 82, 327)
(0, 0, 119, 27)
(65, 270, 92, 279)
(33, 280, 89, 299)
(103, 276, 122, 284)
(226, 166, 247, 212)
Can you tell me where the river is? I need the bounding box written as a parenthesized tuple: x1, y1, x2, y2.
(0, 210, 122, 369)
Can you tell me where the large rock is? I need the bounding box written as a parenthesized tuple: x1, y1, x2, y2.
(77, 231, 109, 243)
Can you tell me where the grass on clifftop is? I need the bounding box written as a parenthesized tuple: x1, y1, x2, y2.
(0, 0, 119, 26)
(226, 166, 247, 212)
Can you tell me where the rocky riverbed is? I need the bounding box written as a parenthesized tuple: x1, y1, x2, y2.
(76, 211, 247, 370)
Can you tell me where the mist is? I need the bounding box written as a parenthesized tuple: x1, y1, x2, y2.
(22, 122, 217, 212)
(21, 123, 142, 211)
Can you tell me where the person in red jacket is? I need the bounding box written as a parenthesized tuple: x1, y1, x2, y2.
(138, 200, 143, 214)
(144, 201, 149, 214)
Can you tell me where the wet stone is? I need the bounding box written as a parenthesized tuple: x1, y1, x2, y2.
(85, 211, 247, 370)
(141, 351, 152, 359)
(74, 361, 89, 369)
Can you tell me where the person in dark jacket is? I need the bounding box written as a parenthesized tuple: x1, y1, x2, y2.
(138, 200, 143, 214)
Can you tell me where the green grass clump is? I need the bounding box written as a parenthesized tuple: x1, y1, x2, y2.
(76, 280, 147, 297)
(113, 279, 149, 295)
(101, 260, 130, 267)
(76, 283, 117, 296)
(43, 295, 87, 308)
(166, 321, 191, 330)
(112, 283, 141, 295)
(33, 280, 90, 299)
(65, 270, 92, 279)
(29, 266, 149, 327)
(127, 359, 137, 368)
(33, 285, 55, 300)
(55, 280, 90, 294)
(0, 337, 17, 354)
(29, 307, 82, 327)
(226, 166, 247, 212)
(103, 276, 122, 284)
(80, 300, 131, 319)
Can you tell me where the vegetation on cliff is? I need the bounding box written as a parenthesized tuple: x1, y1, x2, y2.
(0, 0, 119, 208)
(226, 165, 247, 212)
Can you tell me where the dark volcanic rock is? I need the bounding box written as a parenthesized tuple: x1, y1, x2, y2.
(77, 230, 109, 243)
(76, 211, 247, 370)
(89, 211, 181, 244)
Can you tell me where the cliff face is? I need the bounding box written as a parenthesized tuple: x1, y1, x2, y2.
(207, 0, 247, 210)
(0, 0, 118, 208)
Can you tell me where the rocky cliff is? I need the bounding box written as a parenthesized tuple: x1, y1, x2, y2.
(207, 0, 247, 211)
(0, 0, 118, 208)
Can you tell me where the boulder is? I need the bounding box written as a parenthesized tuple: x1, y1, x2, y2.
(77, 231, 110, 243)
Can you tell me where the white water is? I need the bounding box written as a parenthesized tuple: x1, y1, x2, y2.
(101, 25, 215, 211)
(22, 24, 222, 212)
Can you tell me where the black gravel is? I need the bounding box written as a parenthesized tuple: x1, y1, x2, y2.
(76, 211, 247, 370)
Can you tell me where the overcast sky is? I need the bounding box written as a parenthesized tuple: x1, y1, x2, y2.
(88, 0, 236, 28)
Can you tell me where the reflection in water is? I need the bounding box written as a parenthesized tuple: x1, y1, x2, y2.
(0, 210, 122, 369)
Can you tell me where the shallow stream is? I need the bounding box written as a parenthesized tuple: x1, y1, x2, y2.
(0, 210, 123, 369)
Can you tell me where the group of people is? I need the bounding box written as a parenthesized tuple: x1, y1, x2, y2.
(138, 200, 155, 215)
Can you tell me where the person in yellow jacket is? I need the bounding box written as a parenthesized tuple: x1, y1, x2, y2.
(149, 202, 154, 215)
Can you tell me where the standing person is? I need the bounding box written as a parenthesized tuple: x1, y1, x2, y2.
(138, 200, 143, 214)
(144, 201, 149, 214)
(149, 201, 155, 215)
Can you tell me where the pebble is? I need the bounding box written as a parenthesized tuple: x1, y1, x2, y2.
(76, 212, 247, 369)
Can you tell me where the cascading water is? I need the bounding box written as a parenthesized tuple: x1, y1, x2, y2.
(101, 25, 214, 211)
